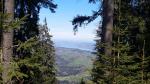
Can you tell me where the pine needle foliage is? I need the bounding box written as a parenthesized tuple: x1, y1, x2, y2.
(72, 0, 150, 84)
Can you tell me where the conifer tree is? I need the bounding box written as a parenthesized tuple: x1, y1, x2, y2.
(37, 18, 56, 83)
(73, 0, 150, 83)
(0, 0, 57, 83)
(11, 0, 57, 83)
(72, 0, 114, 83)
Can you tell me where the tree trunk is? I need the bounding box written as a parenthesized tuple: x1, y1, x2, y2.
(102, 0, 114, 56)
(0, 0, 3, 62)
(2, 0, 14, 83)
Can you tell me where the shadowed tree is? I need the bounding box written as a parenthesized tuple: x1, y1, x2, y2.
(73, 0, 150, 83)
(72, 0, 114, 83)
(0, 0, 57, 83)
(11, 0, 57, 83)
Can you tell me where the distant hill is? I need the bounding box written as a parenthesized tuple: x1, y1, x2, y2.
(54, 40, 95, 51)
(55, 47, 96, 84)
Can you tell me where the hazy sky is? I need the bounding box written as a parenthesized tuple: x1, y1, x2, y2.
(39, 0, 99, 43)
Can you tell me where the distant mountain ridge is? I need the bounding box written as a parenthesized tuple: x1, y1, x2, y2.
(53, 40, 95, 51)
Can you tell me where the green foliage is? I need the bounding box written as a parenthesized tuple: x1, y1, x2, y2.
(0, 13, 27, 31)
(10, 19, 56, 83)
(0, 11, 28, 83)
(91, 0, 150, 84)
(80, 78, 86, 84)
(0, 7, 56, 84)
(11, 0, 57, 83)
(72, 0, 150, 84)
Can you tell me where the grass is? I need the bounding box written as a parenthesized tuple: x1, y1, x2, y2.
(57, 70, 91, 83)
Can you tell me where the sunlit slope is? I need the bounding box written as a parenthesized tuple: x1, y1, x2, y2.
(55, 47, 96, 83)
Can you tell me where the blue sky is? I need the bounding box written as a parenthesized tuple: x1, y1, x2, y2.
(39, 0, 99, 43)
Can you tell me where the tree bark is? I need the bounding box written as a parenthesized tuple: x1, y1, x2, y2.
(0, 0, 3, 62)
(102, 0, 114, 56)
(2, 0, 14, 83)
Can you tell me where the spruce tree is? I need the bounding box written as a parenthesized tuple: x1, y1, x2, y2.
(11, 0, 57, 83)
(38, 18, 56, 83)
(0, 0, 57, 83)
(73, 0, 150, 83)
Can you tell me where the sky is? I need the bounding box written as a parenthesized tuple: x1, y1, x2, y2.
(39, 0, 99, 44)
